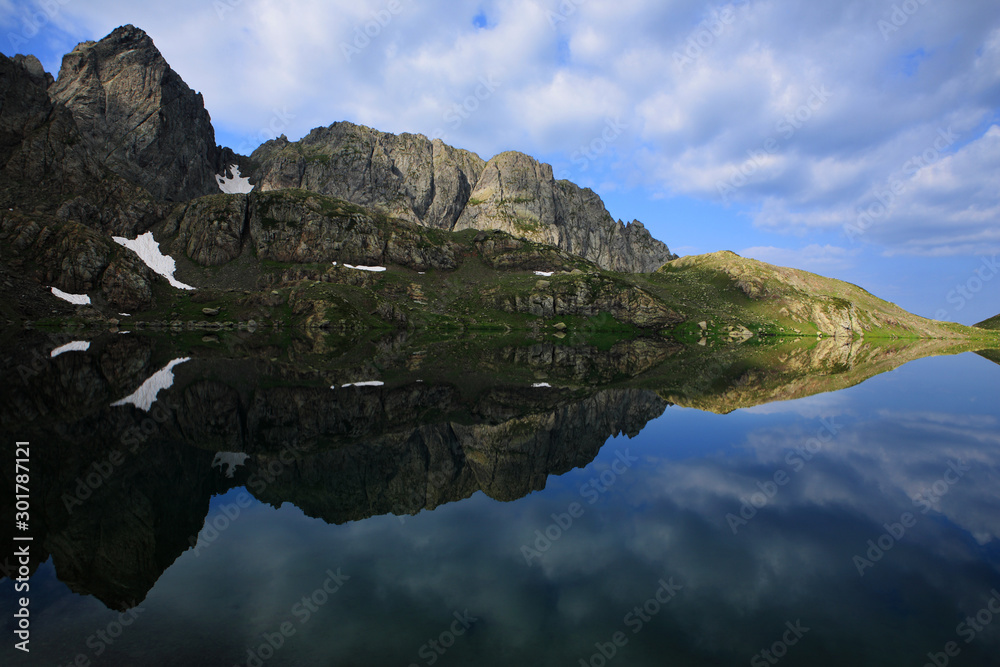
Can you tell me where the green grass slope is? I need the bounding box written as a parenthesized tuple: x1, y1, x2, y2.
(636, 251, 983, 340)
(974, 314, 1000, 330)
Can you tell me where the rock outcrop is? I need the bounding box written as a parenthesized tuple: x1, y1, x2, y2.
(252, 124, 678, 273)
(49, 25, 237, 202)
(163, 190, 460, 271)
(0, 210, 156, 310)
(252, 122, 486, 230)
(484, 273, 683, 328)
(456, 151, 677, 273)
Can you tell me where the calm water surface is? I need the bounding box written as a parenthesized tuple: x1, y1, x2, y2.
(2, 334, 999, 666)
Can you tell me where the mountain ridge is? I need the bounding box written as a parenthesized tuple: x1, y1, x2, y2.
(0, 24, 995, 345)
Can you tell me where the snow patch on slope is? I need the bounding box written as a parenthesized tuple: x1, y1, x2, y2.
(341, 264, 387, 272)
(212, 452, 249, 478)
(50, 287, 91, 305)
(51, 341, 90, 357)
(217, 164, 254, 194)
(111, 358, 190, 411)
(112, 232, 195, 290)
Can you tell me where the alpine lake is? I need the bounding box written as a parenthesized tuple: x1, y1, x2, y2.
(2, 328, 1000, 667)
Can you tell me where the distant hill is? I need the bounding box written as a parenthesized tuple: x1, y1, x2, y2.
(0, 24, 997, 346)
(975, 314, 1000, 330)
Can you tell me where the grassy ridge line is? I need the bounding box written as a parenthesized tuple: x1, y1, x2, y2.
(975, 314, 1000, 330)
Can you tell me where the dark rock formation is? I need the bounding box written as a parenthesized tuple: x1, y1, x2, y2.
(252, 123, 678, 273)
(0, 210, 156, 310)
(251, 121, 486, 230)
(49, 25, 237, 202)
(164, 190, 460, 271)
(456, 151, 677, 272)
(485, 273, 683, 328)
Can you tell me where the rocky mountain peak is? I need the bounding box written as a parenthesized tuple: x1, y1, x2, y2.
(49, 24, 231, 201)
(253, 128, 677, 273)
(455, 149, 677, 272)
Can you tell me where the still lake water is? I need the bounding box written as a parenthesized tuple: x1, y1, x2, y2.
(2, 333, 1000, 666)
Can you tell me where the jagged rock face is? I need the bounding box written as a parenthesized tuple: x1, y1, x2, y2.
(0, 53, 103, 203)
(249, 192, 457, 270)
(165, 191, 459, 271)
(252, 121, 486, 230)
(456, 151, 560, 241)
(167, 194, 250, 266)
(0, 53, 169, 239)
(455, 151, 678, 273)
(0, 54, 53, 165)
(248, 387, 668, 519)
(49, 25, 229, 202)
(253, 127, 677, 273)
(0, 211, 156, 310)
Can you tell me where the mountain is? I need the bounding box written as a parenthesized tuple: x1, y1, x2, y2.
(653, 251, 962, 338)
(0, 25, 995, 345)
(975, 314, 1000, 330)
(0, 328, 989, 607)
(250, 122, 676, 272)
(49, 25, 240, 202)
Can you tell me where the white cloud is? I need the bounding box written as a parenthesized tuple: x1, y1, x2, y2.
(14, 0, 1000, 260)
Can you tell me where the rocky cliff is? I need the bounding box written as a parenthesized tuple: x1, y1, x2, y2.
(252, 122, 486, 230)
(252, 123, 677, 273)
(49, 25, 237, 202)
(455, 150, 676, 272)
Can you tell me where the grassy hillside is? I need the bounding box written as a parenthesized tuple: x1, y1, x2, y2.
(14, 190, 1000, 345)
(640, 251, 975, 340)
(975, 314, 1000, 330)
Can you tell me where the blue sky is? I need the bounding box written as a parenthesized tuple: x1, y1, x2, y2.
(2, 0, 999, 324)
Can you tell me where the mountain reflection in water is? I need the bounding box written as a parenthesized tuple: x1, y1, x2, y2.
(1, 330, 998, 666)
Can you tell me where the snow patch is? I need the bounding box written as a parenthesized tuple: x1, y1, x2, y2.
(343, 264, 387, 272)
(532, 383, 552, 388)
(111, 358, 190, 411)
(51, 341, 90, 358)
(50, 287, 91, 305)
(337, 381, 385, 388)
(534, 271, 554, 277)
(112, 232, 195, 290)
(217, 164, 253, 194)
(212, 452, 249, 478)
